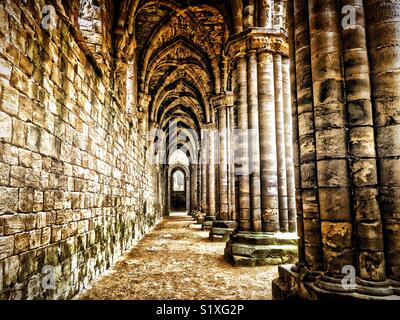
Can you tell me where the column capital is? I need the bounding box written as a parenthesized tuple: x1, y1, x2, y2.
(210, 92, 234, 110)
(203, 122, 216, 130)
(226, 28, 289, 58)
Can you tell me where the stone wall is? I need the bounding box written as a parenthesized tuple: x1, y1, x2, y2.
(0, 0, 162, 300)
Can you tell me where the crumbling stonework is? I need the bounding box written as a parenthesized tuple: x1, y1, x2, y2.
(0, 0, 161, 299)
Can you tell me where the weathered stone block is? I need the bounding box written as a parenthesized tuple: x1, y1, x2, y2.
(301, 190, 319, 219)
(24, 213, 36, 231)
(358, 252, 386, 282)
(300, 162, 317, 189)
(0, 57, 12, 81)
(0, 162, 10, 185)
(348, 100, 374, 126)
(357, 221, 384, 251)
(12, 118, 27, 147)
(314, 103, 346, 131)
(3, 255, 19, 287)
(316, 129, 347, 160)
(0, 85, 19, 115)
(3, 214, 24, 235)
(19, 187, 34, 212)
(351, 159, 378, 187)
(354, 188, 381, 222)
(15, 231, 30, 254)
(18, 250, 37, 282)
(0, 235, 14, 259)
(319, 187, 351, 221)
(299, 134, 316, 163)
(321, 222, 353, 250)
(379, 159, 400, 187)
(303, 218, 322, 245)
(42, 227, 51, 246)
(29, 229, 42, 249)
(317, 159, 349, 187)
(377, 125, 400, 157)
(0, 111, 12, 143)
(18, 149, 32, 168)
(10, 165, 26, 187)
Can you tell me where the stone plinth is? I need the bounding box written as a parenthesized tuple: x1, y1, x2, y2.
(224, 232, 298, 267)
(209, 221, 238, 242)
(194, 211, 206, 224)
(202, 216, 216, 230)
(272, 265, 400, 300)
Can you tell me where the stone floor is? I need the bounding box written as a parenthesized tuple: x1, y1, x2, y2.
(77, 213, 278, 300)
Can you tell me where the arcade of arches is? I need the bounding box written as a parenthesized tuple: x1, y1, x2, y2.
(0, 0, 399, 300)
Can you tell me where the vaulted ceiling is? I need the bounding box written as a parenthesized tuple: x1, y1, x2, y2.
(114, 0, 234, 160)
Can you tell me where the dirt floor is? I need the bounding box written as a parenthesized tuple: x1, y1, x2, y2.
(78, 213, 278, 300)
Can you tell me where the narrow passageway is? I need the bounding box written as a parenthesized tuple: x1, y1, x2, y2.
(78, 213, 278, 300)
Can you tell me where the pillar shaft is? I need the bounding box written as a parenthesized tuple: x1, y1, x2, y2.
(274, 54, 289, 232)
(201, 140, 208, 213)
(287, 0, 305, 265)
(258, 0, 273, 28)
(218, 107, 229, 220)
(229, 106, 237, 222)
(236, 55, 251, 230)
(247, 50, 262, 231)
(258, 51, 279, 232)
(365, 0, 400, 282)
(208, 127, 216, 217)
(282, 57, 297, 233)
(293, 0, 323, 271)
(190, 164, 198, 213)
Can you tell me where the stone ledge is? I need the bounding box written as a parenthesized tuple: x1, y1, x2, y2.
(224, 233, 298, 267)
(209, 221, 238, 242)
(272, 264, 400, 300)
(202, 216, 216, 230)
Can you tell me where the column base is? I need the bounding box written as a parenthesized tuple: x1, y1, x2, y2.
(209, 221, 238, 242)
(193, 211, 206, 224)
(202, 216, 216, 230)
(272, 264, 400, 300)
(224, 232, 298, 267)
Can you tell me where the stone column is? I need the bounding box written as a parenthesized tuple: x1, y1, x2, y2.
(163, 165, 170, 216)
(224, 32, 297, 267)
(282, 57, 297, 233)
(247, 49, 262, 231)
(165, 165, 170, 215)
(365, 0, 400, 283)
(340, 0, 385, 283)
(209, 94, 238, 239)
(217, 103, 229, 220)
(228, 105, 237, 222)
(286, 0, 305, 268)
(274, 54, 289, 232)
(207, 124, 216, 219)
(273, 0, 400, 300)
(309, 0, 352, 278)
(200, 135, 208, 215)
(258, 50, 279, 232)
(258, 0, 273, 28)
(236, 53, 251, 231)
(292, 0, 323, 272)
(190, 163, 198, 215)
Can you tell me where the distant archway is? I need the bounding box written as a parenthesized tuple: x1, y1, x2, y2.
(169, 165, 190, 213)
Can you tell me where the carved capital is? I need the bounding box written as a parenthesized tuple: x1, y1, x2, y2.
(226, 28, 289, 58)
(247, 34, 269, 52)
(210, 92, 234, 109)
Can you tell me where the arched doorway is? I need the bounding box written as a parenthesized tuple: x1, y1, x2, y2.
(170, 168, 187, 212)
